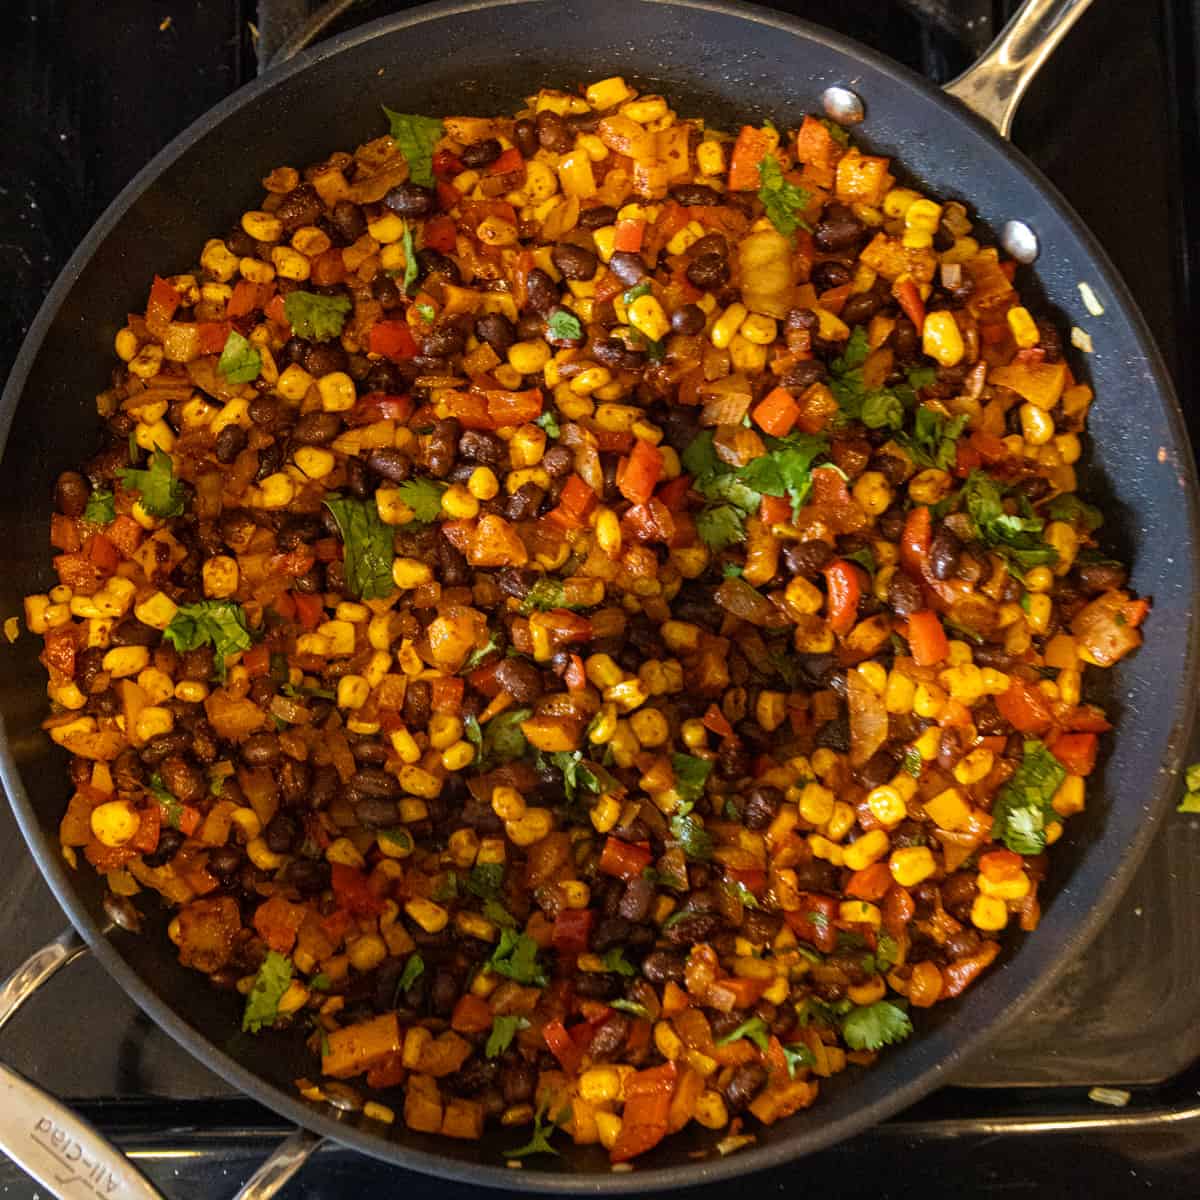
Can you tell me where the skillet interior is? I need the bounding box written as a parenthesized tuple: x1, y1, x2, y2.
(0, 0, 1196, 1189)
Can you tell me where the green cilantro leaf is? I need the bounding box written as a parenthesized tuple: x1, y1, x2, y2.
(602, 948, 636, 977)
(682, 431, 720, 479)
(484, 898, 518, 928)
(536, 409, 561, 439)
(84, 488, 115, 525)
(519, 577, 569, 613)
(401, 222, 419, 295)
(217, 329, 262, 384)
(117, 448, 185, 518)
(547, 309, 583, 342)
(723, 563, 744, 579)
(874, 933, 900, 973)
(609, 999, 653, 1019)
(820, 118, 851, 146)
(736, 432, 829, 519)
(462, 629, 503, 673)
(840, 1001, 913, 1051)
(722, 878, 761, 910)
(162, 600, 253, 681)
(464, 714, 483, 758)
(757, 156, 811, 238)
(1046, 493, 1104, 532)
(669, 805, 713, 862)
(716, 1016, 771, 1053)
(696, 502, 747, 553)
(622, 280, 653, 305)
(416, 302, 435, 323)
(323, 495, 396, 600)
(489, 929, 547, 987)
(963, 470, 1059, 577)
(506, 1104, 564, 1159)
(899, 408, 968, 471)
(398, 953, 425, 992)
(472, 708, 533, 768)
(670, 753, 712, 804)
(901, 747, 923, 778)
(396, 477, 447, 524)
(542, 750, 618, 804)
(828, 328, 908, 432)
(466, 862, 505, 900)
(283, 291, 353, 342)
(782, 1043, 816, 1076)
(844, 545, 876, 576)
(148, 772, 185, 829)
(486, 1014, 529, 1058)
(242, 951, 294, 1034)
(380, 828, 413, 854)
(310, 973, 331, 992)
(990, 738, 1067, 854)
(431, 871, 460, 902)
(381, 108, 443, 187)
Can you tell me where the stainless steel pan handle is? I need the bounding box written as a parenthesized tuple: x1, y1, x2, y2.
(0, 932, 321, 1200)
(943, 0, 1095, 138)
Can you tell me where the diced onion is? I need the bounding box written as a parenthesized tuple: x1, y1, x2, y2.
(1077, 282, 1105, 316)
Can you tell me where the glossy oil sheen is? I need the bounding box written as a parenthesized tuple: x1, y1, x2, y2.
(0, 0, 1196, 1190)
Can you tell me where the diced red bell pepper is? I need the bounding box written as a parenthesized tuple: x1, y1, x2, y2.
(437, 181, 463, 211)
(227, 279, 270, 319)
(369, 319, 418, 362)
(272, 591, 297, 621)
(893, 277, 926, 332)
(901, 505, 932, 576)
(845, 862, 892, 902)
(552, 908, 594, 955)
(728, 126, 777, 191)
(196, 321, 231, 354)
(542, 1019, 584, 1074)
(759, 494, 792, 526)
(242, 643, 270, 679)
(728, 867, 766, 897)
(882, 885, 915, 938)
(811, 464, 851, 507)
(593, 428, 635, 453)
(598, 837, 652, 881)
(907, 609, 949, 667)
(50, 513, 80, 552)
(330, 863, 384, 916)
(1050, 731, 1098, 776)
(265, 292, 289, 328)
(995, 677, 1053, 734)
(752, 386, 801, 438)
(784, 892, 838, 953)
(620, 500, 674, 545)
(83, 532, 119, 575)
(468, 659, 503, 698)
(129, 804, 161, 855)
(346, 392, 414, 426)
(979, 849, 1024, 881)
(433, 148, 465, 179)
(40, 628, 77, 680)
(320, 908, 354, 945)
(818, 283, 853, 315)
(613, 218, 646, 253)
(366, 1052, 408, 1090)
(293, 591, 325, 631)
(655, 474, 691, 510)
(310, 248, 347, 287)
(431, 676, 464, 713)
(486, 147, 524, 177)
(145, 275, 181, 334)
(1065, 704, 1112, 733)
(702, 704, 734, 739)
(53, 553, 105, 595)
(253, 893, 307, 955)
(106, 515, 144, 558)
(423, 215, 458, 254)
(794, 115, 842, 169)
(617, 439, 665, 506)
(610, 1062, 677, 1163)
(822, 559, 862, 635)
(546, 474, 598, 530)
(486, 388, 543, 427)
(450, 994, 494, 1035)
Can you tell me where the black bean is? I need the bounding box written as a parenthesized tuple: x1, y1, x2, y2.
(361, 447, 410, 484)
(887, 570, 923, 617)
(304, 342, 348, 376)
(929, 524, 963, 581)
(213, 424, 247, 464)
(329, 200, 366, 243)
(1037, 320, 1064, 363)
(278, 759, 311, 808)
(248, 394, 279, 428)
(513, 116, 538, 158)
(574, 971, 622, 1000)
(670, 303, 706, 336)
(525, 268, 559, 314)
(283, 857, 330, 896)
(607, 251, 646, 287)
(591, 916, 632, 953)
(351, 795, 399, 829)
(813, 203, 865, 253)
(427, 418, 460, 479)
(254, 441, 284, 483)
(371, 272, 402, 310)
(641, 950, 686, 984)
(588, 1013, 630, 1059)
(1076, 561, 1128, 593)
(403, 679, 432, 729)
(891, 316, 919, 363)
(505, 482, 544, 521)
(159, 756, 206, 804)
(779, 363, 826, 397)
(724, 1063, 768, 1113)
(289, 413, 339, 450)
(140, 730, 192, 764)
(278, 337, 310, 367)
(743, 786, 782, 831)
(535, 110, 573, 153)
(552, 242, 598, 281)
(812, 260, 854, 292)
(670, 183, 722, 206)
(55, 471, 90, 517)
(496, 567, 534, 599)
(540, 446, 572, 479)
(686, 253, 729, 290)
(350, 768, 402, 801)
(383, 182, 436, 217)
(275, 184, 322, 233)
(474, 312, 515, 356)
(941, 872, 978, 923)
(946, 928, 983, 960)
(857, 750, 897, 790)
(241, 732, 281, 768)
(265, 813, 300, 854)
(742, 909, 782, 943)
(501, 1059, 536, 1105)
(782, 539, 835, 578)
(664, 912, 722, 944)
(937, 726, 969, 771)
(208, 844, 244, 881)
(226, 228, 256, 258)
(892, 818, 927, 849)
(457, 429, 505, 468)
(142, 827, 185, 868)
(592, 338, 644, 371)
(842, 290, 881, 325)
(579, 204, 618, 230)
(366, 360, 407, 395)
(419, 325, 466, 358)
(688, 234, 728, 261)
(460, 138, 502, 167)
(618, 876, 654, 923)
(493, 658, 544, 704)
(75, 647, 105, 693)
(792, 858, 836, 891)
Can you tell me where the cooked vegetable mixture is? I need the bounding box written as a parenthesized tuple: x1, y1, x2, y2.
(31, 77, 1147, 1164)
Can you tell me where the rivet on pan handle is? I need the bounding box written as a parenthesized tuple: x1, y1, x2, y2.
(0, 932, 323, 1200)
(943, 0, 1095, 139)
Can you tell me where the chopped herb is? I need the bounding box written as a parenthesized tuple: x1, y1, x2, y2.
(682, 430, 720, 479)
(828, 327, 916, 432)
(901, 747, 923, 778)
(163, 600, 252, 681)
(609, 999, 653, 1019)
(874, 933, 900, 973)
(468, 708, 532, 769)
(283, 291, 352, 342)
(963, 470, 1058, 577)
(397, 953, 425, 992)
(906, 365, 938, 390)
(217, 329, 262, 384)
(506, 1103, 565, 1159)
(486, 1014, 530, 1058)
(84, 488, 115, 525)
(117, 447, 185, 518)
(991, 738, 1067, 854)
(281, 682, 336, 701)
(723, 798, 741, 821)
(795, 996, 850, 1027)
(547, 309, 583, 341)
(415, 303, 436, 322)
(242, 951, 293, 1034)
(841, 1001, 913, 1052)
(684, 435, 767, 551)
(466, 862, 505, 900)
(722, 563, 744, 579)
(396, 477, 447, 524)
(820, 117, 851, 146)
(536, 409, 561, 439)
(381, 108, 443, 187)
(543, 750, 618, 804)
(148, 772, 184, 829)
(1019, 591, 1033, 613)
(401, 221, 419, 295)
(602, 948, 636, 977)
(464, 714, 483, 759)
(735, 432, 829, 519)
(898, 408, 968, 471)
(671, 754, 712, 804)
(844, 545, 877, 576)
(669, 800, 713, 862)
(722, 878, 761, 910)
(483, 899, 518, 928)
(1046, 493, 1104, 532)
(432, 872, 460, 902)
(519, 576, 580, 614)
(128, 431, 139, 464)
(806, 909, 830, 932)
(716, 1016, 771, 1053)
(757, 155, 811, 238)
(380, 827, 412, 853)
(489, 929, 548, 987)
(462, 629, 503, 673)
(323, 495, 396, 600)
(622, 280, 653, 305)
(696, 500, 749, 553)
(781, 1043, 816, 1076)
(310, 973, 331, 992)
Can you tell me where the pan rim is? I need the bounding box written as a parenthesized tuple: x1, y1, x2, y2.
(1, 0, 1197, 1191)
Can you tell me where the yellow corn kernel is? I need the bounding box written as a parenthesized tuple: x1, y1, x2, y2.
(629, 707, 669, 747)
(883, 188, 922, 218)
(569, 365, 613, 396)
(200, 237, 240, 281)
(839, 900, 881, 928)
(677, 718, 705, 751)
(348, 933, 389, 973)
(979, 871, 1031, 900)
(271, 365, 313, 405)
(739, 312, 777, 345)
(393, 558, 432, 589)
(557, 151, 596, 198)
(405, 898, 449, 934)
(423, 711, 458, 751)
(438, 483, 478, 521)
(114, 326, 140, 361)
(271, 244, 311, 281)
(866, 785, 906, 829)
(729, 334, 768, 373)
(585, 653, 623, 689)
(317, 371, 356, 412)
(556, 880, 589, 911)
(229, 806, 263, 842)
(653, 1021, 684, 1063)
(843, 829, 890, 871)
(1058, 668, 1081, 707)
(491, 785, 526, 822)
(505, 807, 554, 847)
(256, 472, 295, 509)
(922, 310, 964, 367)
(579, 1066, 622, 1104)
(620, 94, 669, 123)
(382, 727, 419, 766)
(241, 210, 282, 242)
(954, 748, 995, 787)
(589, 794, 621, 835)
(590, 225, 617, 263)
(438, 740, 472, 772)
(627, 294, 670, 342)
(1055, 433, 1082, 464)
(1053, 774, 1086, 817)
(1024, 565, 1055, 594)
(133, 706, 175, 744)
(373, 486, 412, 525)
(593, 507, 622, 558)
(102, 645, 149, 679)
(237, 257, 274, 285)
(174, 680, 209, 704)
(1007, 305, 1040, 349)
(857, 661, 888, 696)
(90, 801, 139, 848)
(907, 468, 953, 506)
(200, 554, 238, 600)
(134, 417, 173, 452)
(1020, 402, 1054, 446)
(922, 786, 970, 831)
(913, 682, 946, 720)
(505, 466, 551, 493)
(798, 782, 835, 827)
(133, 591, 178, 631)
(889, 845, 936, 888)
(1025, 593, 1053, 634)
(692, 1088, 729, 1130)
(336, 674, 369, 710)
(136, 667, 174, 705)
(604, 677, 648, 712)
(1044, 520, 1078, 575)
(397, 765, 440, 800)
(971, 894, 1009, 932)
(586, 75, 635, 109)
(294, 446, 335, 480)
(941, 663, 985, 705)
(696, 139, 725, 178)
(316, 619, 354, 657)
(852, 471, 893, 516)
(666, 221, 705, 256)
(755, 690, 787, 733)
(905, 198, 941, 234)
(323, 837, 365, 869)
(781, 576, 824, 619)
(595, 1111, 622, 1152)
(807, 835, 843, 866)
(884, 671, 916, 716)
(246, 836, 285, 872)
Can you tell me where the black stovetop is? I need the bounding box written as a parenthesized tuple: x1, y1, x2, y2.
(2, 0, 1200, 1195)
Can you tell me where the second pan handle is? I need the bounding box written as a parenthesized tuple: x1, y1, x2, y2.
(943, 0, 1095, 138)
